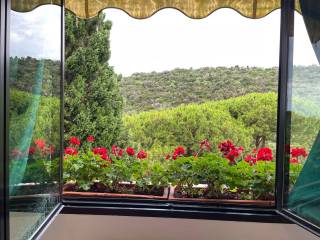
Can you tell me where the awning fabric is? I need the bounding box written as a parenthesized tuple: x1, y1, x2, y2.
(12, 0, 301, 19)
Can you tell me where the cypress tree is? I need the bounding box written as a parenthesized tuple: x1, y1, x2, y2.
(64, 11, 123, 147)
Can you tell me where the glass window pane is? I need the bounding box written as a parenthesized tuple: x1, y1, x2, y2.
(286, 9, 320, 226)
(64, 9, 279, 206)
(9, 5, 61, 240)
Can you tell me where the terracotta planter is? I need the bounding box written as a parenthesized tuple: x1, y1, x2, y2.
(168, 186, 275, 206)
(63, 183, 170, 200)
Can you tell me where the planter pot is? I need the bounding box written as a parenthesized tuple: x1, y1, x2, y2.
(63, 182, 170, 200)
(168, 186, 274, 206)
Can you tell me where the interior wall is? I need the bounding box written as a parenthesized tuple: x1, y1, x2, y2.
(40, 214, 319, 240)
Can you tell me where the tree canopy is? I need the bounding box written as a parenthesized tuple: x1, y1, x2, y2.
(64, 11, 123, 147)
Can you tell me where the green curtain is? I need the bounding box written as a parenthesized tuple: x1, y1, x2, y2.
(9, 61, 44, 194)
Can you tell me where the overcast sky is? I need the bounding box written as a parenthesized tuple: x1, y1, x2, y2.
(10, 7, 318, 76)
(10, 5, 61, 60)
(105, 8, 318, 76)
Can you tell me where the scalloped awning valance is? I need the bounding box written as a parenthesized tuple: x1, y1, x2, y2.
(11, 0, 301, 19)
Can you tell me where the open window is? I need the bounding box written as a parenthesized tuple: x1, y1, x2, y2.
(5, 1, 63, 239)
(281, 0, 320, 234)
(61, 6, 281, 206)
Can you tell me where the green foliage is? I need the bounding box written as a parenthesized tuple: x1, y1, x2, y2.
(9, 89, 60, 149)
(106, 158, 133, 192)
(124, 100, 253, 154)
(64, 150, 110, 191)
(131, 160, 170, 193)
(121, 66, 278, 113)
(218, 92, 278, 148)
(123, 92, 320, 154)
(168, 154, 277, 200)
(10, 56, 60, 97)
(21, 158, 59, 184)
(169, 154, 228, 198)
(64, 11, 123, 147)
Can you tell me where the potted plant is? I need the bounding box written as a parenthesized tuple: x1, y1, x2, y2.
(63, 136, 169, 199)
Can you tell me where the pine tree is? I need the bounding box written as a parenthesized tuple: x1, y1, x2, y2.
(64, 11, 123, 147)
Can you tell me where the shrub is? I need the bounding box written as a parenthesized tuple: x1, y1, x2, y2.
(124, 102, 253, 154)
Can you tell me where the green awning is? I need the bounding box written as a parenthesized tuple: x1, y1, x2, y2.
(12, 0, 301, 19)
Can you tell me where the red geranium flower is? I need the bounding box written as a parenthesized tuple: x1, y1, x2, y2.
(28, 146, 36, 155)
(165, 154, 171, 160)
(48, 145, 55, 154)
(65, 147, 78, 155)
(174, 146, 185, 156)
(137, 150, 147, 159)
(101, 153, 110, 161)
(172, 154, 178, 160)
(35, 139, 46, 149)
(225, 148, 241, 164)
(70, 137, 80, 146)
(219, 140, 243, 164)
(290, 158, 299, 164)
(218, 140, 235, 155)
(200, 139, 211, 151)
(257, 148, 273, 161)
(244, 154, 257, 166)
(111, 145, 123, 157)
(111, 145, 117, 154)
(92, 147, 107, 155)
(126, 147, 135, 156)
(291, 147, 308, 158)
(118, 148, 124, 157)
(87, 135, 95, 143)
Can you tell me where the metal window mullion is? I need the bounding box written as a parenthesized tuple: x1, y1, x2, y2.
(0, 0, 10, 239)
(275, 0, 294, 210)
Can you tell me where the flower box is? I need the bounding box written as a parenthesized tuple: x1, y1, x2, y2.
(168, 186, 275, 206)
(63, 182, 170, 200)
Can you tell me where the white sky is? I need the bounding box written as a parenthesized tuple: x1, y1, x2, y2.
(10, 6, 61, 60)
(9, 7, 318, 75)
(105, 8, 318, 76)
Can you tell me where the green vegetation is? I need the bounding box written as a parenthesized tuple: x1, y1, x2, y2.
(64, 11, 123, 147)
(9, 89, 60, 149)
(121, 66, 278, 113)
(10, 57, 61, 97)
(123, 92, 320, 154)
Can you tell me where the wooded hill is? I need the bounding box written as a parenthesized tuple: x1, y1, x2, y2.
(121, 65, 320, 114)
(9, 56, 320, 117)
(121, 66, 279, 113)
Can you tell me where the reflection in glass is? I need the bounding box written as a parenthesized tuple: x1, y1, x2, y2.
(287, 8, 320, 227)
(9, 5, 61, 240)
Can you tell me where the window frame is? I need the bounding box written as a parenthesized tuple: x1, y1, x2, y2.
(0, 0, 9, 239)
(62, 0, 289, 212)
(0, 1, 65, 240)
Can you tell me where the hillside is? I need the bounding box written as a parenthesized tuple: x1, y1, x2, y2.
(120, 65, 320, 114)
(120, 66, 278, 113)
(10, 57, 320, 116)
(10, 56, 61, 97)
